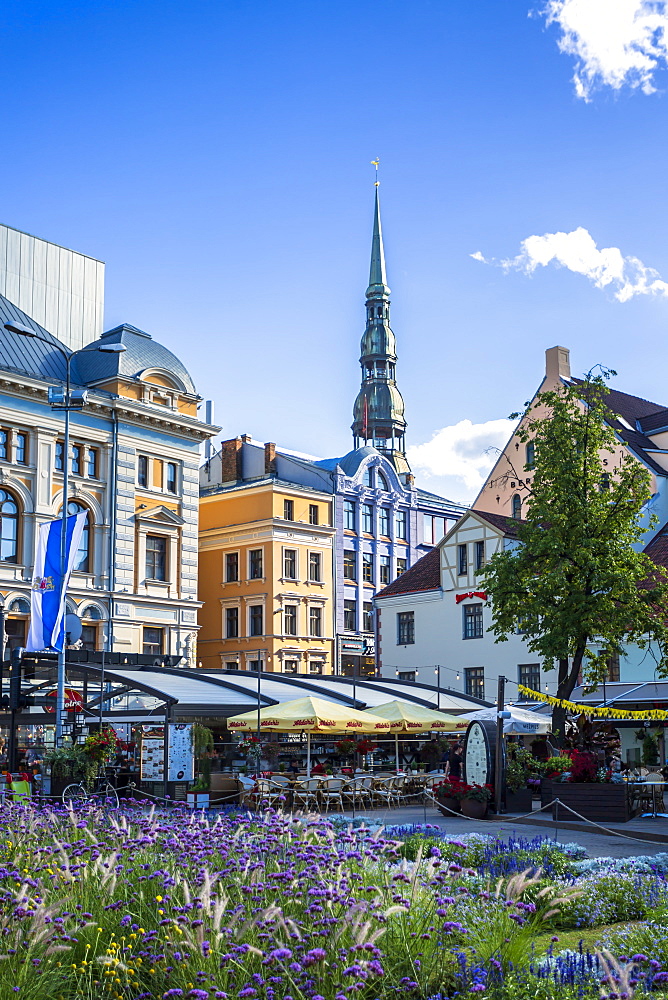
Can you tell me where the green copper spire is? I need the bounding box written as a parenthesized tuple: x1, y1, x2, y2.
(352, 184, 410, 478)
(367, 187, 389, 296)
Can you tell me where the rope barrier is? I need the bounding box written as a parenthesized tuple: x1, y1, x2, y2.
(14, 777, 668, 846)
(420, 787, 668, 846)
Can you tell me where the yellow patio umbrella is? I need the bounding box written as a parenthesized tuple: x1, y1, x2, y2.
(364, 700, 460, 772)
(227, 696, 391, 776)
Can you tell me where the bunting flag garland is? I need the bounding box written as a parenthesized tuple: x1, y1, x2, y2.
(517, 684, 668, 721)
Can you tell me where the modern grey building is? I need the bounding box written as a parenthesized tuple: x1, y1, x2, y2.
(0, 224, 104, 351)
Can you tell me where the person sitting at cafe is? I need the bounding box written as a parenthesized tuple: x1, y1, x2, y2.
(311, 759, 327, 775)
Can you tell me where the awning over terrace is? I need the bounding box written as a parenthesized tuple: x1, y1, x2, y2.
(15, 661, 488, 725)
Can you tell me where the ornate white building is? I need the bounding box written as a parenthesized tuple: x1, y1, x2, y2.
(0, 294, 217, 662)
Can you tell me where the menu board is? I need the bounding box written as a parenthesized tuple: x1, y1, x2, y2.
(167, 724, 194, 782)
(141, 738, 165, 781)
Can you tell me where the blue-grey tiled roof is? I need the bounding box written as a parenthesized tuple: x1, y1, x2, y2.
(313, 446, 379, 477)
(0, 293, 71, 383)
(75, 323, 197, 395)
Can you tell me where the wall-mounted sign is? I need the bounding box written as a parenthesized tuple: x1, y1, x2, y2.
(44, 689, 84, 713)
(167, 723, 194, 782)
(338, 635, 365, 655)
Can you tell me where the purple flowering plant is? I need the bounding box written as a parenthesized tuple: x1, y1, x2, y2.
(0, 800, 664, 999)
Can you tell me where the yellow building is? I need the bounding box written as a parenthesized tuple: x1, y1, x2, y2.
(198, 439, 335, 674)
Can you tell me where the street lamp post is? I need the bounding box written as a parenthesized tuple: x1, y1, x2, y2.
(3, 323, 125, 745)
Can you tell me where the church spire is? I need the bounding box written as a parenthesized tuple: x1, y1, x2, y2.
(368, 187, 388, 295)
(352, 183, 410, 478)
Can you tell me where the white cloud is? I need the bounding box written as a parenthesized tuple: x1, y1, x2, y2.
(473, 226, 668, 302)
(539, 0, 668, 100)
(407, 418, 517, 503)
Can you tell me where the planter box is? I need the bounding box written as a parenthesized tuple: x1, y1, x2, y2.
(48, 775, 87, 800)
(186, 793, 210, 809)
(505, 788, 533, 813)
(540, 779, 554, 808)
(550, 782, 635, 823)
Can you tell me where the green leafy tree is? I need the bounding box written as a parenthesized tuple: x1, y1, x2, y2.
(479, 369, 668, 738)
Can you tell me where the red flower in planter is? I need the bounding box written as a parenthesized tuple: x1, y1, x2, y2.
(568, 750, 598, 783)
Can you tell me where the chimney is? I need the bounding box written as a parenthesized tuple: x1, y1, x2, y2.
(545, 346, 571, 382)
(219, 437, 244, 482)
(264, 442, 276, 475)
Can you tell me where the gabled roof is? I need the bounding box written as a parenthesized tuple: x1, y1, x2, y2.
(644, 524, 668, 573)
(473, 509, 523, 537)
(573, 379, 668, 477)
(375, 546, 440, 599)
(639, 409, 668, 434)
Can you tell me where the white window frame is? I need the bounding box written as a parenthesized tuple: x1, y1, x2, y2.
(282, 546, 298, 581)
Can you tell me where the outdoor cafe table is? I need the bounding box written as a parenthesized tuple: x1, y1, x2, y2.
(630, 780, 668, 819)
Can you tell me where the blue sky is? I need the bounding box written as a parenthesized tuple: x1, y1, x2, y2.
(2, 0, 668, 502)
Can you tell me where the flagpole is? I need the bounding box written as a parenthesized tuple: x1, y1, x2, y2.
(55, 355, 71, 747)
(2, 322, 127, 749)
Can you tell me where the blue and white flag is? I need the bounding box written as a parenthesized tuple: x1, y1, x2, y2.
(26, 512, 87, 653)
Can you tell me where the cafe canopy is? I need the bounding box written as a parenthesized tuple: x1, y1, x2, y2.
(226, 696, 392, 777)
(457, 705, 551, 735)
(367, 700, 460, 733)
(226, 696, 391, 734)
(364, 700, 460, 772)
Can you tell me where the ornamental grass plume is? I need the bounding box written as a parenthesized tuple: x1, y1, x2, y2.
(0, 800, 664, 1000)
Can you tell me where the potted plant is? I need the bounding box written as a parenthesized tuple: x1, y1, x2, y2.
(45, 725, 120, 799)
(459, 782, 492, 819)
(185, 724, 214, 807)
(434, 776, 463, 815)
(187, 778, 210, 809)
(263, 741, 282, 768)
(44, 745, 96, 798)
(539, 755, 574, 806)
(356, 739, 377, 755)
(505, 746, 539, 812)
(335, 738, 357, 759)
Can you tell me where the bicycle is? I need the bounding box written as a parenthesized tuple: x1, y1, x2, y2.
(62, 769, 120, 809)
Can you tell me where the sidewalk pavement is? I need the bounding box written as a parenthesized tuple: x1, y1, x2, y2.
(334, 803, 668, 859)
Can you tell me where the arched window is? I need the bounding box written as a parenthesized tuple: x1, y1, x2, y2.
(65, 500, 90, 572)
(363, 466, 374, 488)
(81, 604, 103, 651)
(512, 494, 522, 520)
(8, 598, 29, 614)
(0, 489, 19, 563)
(81, 604, 103, 620)
(378, 471, 389, 491)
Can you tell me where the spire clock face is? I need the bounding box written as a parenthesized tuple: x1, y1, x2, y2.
(464, 720, 496, 786)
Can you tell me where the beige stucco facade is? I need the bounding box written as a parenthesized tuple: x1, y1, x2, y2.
(198, 480, 335, 674)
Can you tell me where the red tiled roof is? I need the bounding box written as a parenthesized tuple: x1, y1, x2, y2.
(473, 509, 523, 537)
(644, 528, 668, 573)
(375, 546, 441, 599)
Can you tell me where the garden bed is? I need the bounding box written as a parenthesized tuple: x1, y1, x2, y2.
(0, 803, 666, 999)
